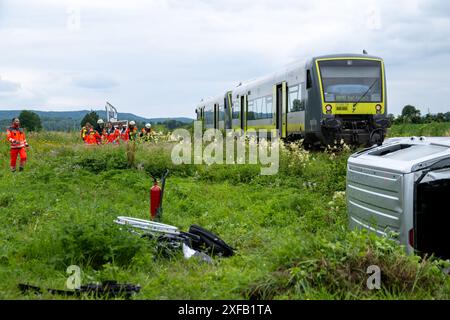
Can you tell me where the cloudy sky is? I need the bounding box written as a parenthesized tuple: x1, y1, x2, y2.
(0, 0, 449, 118)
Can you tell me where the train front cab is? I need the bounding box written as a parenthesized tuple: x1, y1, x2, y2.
(307, 55, 390, 146)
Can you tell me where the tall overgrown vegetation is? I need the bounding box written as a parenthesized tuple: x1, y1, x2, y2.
(0, 123, 449, 299)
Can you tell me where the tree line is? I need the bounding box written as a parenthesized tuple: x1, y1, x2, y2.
(0, 110, 43, 131)
(0, 110, 191, 133)
(4, 107, 448, 133)
(388, 105, 450, 125)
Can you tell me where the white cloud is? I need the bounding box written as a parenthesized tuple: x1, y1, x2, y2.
(0, 0, 449, 117)
(0, 77, 21, 93)
(72, 75, 119, 90)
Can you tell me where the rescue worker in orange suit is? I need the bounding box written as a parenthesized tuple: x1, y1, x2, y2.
(84, 126, 101, 145)
(100, 126, 108, 144)
(128, 121, 138, 141)
(6, 118, 29, 172)
(105, 122, 119, 144)
(95, 119, 108, 144)
(96, 119, 105, 144)
(118, 123, 129, 142)
(80, 122, 91, 142)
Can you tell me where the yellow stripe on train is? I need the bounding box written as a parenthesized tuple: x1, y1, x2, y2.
(323, 102, 385, 115)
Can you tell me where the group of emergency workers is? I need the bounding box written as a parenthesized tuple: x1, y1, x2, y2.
(80, 119, 154, 145)
(4, 117, 156, 173)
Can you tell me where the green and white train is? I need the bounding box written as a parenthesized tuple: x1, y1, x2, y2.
(195, 53, 390, 146)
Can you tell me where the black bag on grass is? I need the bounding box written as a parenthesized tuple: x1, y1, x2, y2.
(188, 225, 235, 257)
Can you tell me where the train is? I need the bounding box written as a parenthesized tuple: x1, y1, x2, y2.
(195, 53, 390, 147)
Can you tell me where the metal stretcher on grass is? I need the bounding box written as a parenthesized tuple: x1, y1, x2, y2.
(114, 216, 180, 235)
(114, 216, 235, 259)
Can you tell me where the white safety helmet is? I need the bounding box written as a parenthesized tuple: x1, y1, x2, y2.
(129, 120, 136, 126)
(97, 119, 104, 125)
(145, 123, 151, 129)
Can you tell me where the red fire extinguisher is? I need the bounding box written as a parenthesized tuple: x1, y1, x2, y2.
(150, 169, 169, 221)
(150, 181, 161, 220)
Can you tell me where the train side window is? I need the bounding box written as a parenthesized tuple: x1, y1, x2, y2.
(306, 70, 312, 89)
(232, 99, 239, 120)
(266, 96, 273, 118)
(248, 100, 255, 120)
(288, 85, 304, 112)
(288, 85, 299, 112)
(262, 96, 268, 119)
(219, 105, 225, 121)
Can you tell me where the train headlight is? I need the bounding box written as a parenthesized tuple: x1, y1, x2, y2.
(375, 104, 382, 114)
(325, 105, 332, 114)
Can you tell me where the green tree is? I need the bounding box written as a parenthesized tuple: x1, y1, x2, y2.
(401, 105, 421, 123)
(164, 119, 186, 130)
(18, 110, 42, 131)
(401, 105, 418, 117)
(444, 112, 450, 122)
(423, 113, 434, 123)
(435, 113, 445, 122)
(80, 110, 99, 128)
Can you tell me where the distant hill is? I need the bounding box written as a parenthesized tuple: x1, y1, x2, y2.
(0, 110, 193, 131)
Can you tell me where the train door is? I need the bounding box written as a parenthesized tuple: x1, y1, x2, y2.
(240, 95, 247, 132)
(274, 82, 287, 138)
(201, 107, 205, 130)
(224, 97, 229, 130)
(214, 104, 219, 130)
(287, 84, 306, 134)
(227, 91, 233, 130)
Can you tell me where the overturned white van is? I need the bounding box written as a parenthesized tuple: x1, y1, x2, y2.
(347, 136, 450, 259)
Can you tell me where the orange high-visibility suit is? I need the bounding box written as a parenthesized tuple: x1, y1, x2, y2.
(106, 127, 119, 144)
(120, 127, 129, 142)
(84, 129, 101, 145)
(100, 128, 108, 144)
(6, 126, 28, 171)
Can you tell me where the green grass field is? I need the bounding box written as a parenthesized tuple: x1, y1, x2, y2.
(387, 122, 450, 137)
(0, 124, 449, 300)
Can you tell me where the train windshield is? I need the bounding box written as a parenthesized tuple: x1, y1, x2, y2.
(318, 59, 382, 103)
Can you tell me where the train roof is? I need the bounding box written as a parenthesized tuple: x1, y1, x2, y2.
(196, 93, 225, 108)
(195, 52, 384, 106)
(234, 53, 384, 93)
(233, 59, 307, 95)
(311, 53, 383, 61)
